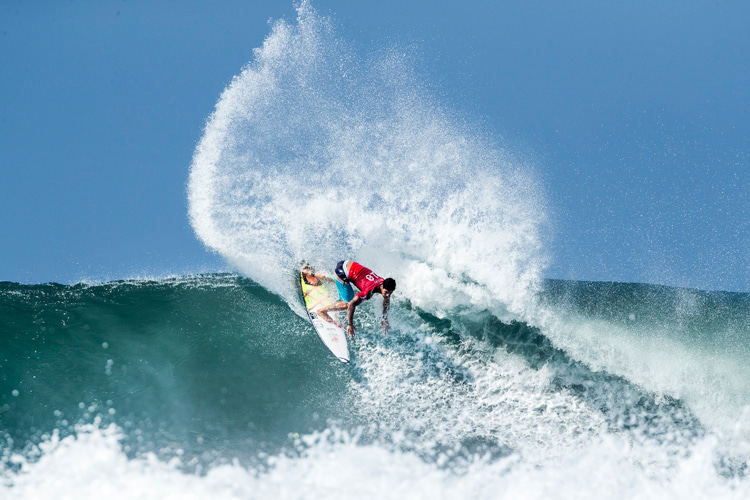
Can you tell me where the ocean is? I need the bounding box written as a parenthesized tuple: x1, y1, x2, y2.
(2, 276, 749, 498)
(3, 1, 750, 498)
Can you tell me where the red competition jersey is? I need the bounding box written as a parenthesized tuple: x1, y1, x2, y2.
(345, 261, 385, 301)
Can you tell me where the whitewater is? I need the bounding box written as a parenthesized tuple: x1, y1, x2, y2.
(2, 2, 750, 498)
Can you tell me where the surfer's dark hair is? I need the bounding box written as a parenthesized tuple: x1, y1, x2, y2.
(383, 278, 396, 292)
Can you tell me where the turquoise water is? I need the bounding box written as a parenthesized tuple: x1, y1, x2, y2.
(2, 275, 749, 498)
(0, 275, 353, 471)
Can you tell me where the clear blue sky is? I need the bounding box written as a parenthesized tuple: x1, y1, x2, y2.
(1, 0, 748, 291)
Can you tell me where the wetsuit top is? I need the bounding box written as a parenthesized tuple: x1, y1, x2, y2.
(341, 261, 385, 301)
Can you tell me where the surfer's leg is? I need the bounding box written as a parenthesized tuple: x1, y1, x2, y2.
(316, 267, 355, 322)
(334, 275, 355, 302)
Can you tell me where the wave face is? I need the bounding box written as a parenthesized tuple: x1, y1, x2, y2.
(2, 276, 750, 498)
(0, 276, 351, 469)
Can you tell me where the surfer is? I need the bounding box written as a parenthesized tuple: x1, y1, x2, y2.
(303, 261, 396, 338)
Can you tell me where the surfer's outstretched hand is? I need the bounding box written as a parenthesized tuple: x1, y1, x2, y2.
(346, 324, 356, 339)
(381, 318, 390, 334)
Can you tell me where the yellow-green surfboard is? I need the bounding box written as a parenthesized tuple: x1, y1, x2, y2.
(300, 265, 349, 364)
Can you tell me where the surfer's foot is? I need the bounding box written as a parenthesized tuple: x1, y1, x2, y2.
(318, 310, 333, 322)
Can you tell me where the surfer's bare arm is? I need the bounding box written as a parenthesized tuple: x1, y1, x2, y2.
(346, 296, 362, 338)
(381, 296, 390, 334)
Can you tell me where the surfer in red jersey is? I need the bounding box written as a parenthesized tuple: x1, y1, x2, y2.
(303, 260, 396, 338)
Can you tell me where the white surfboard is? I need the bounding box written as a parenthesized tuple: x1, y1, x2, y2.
(300, 266, 350, 364)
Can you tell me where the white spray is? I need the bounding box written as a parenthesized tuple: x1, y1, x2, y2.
(187, 1, 548, 320)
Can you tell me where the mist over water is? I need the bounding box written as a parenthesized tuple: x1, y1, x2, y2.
(3, 2, 750, 498)
(535, 281, 750, 452)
